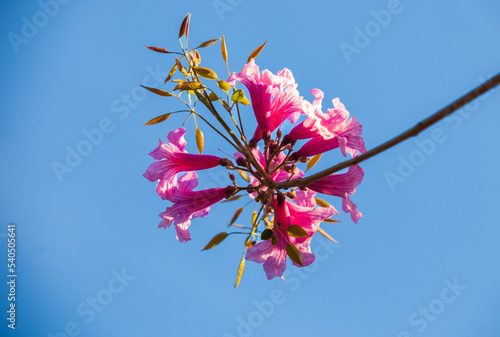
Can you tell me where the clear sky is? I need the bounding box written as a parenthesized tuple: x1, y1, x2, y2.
(1, 0, 500, 336)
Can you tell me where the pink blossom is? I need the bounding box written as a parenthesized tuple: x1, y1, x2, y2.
(288, 90, 366, 157)
(246, 196, 337, 279)
(307, 165, 364, 223)
(143, 128, 222, 200)
(159, 172, 229, 243)
(227, 59, 305, 140)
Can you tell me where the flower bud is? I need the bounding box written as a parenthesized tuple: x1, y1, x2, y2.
(225, 186, 237, 198)
(276, 129, 282, 139)
(281, 134, 292, 146)
(236, 157, 247, 167)
(219, 158, 234, 167)
(229, 173, 236, 184)
(249, 138, 258, 149)
(299, 157, 309, 163)
(285, 191, 296, 199)
(289, 152, 300, 162)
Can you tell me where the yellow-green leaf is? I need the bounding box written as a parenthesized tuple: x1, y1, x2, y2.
(208, 92, 219, 101)
(247, 40, 267, 63)
(202, 232, 229, 251)
(315, 198, 331, 208)
(179, 13, 189, 38)
(322, 218, 340, 224)
(231, 89, 245, 103)
(145, 45, 169, 53)
(217, 80, 230, 92)
(261, 229, 273, 240)
(286, 243, 304, 266)
(237, 169, 250, 182)
(196, 38, 221, 49)
(164, 64, 177, 84)
(240, 97, 251, 105)
(174, 81, 205, 91)
(307, 154, 322, 171)
(195, 128, 204, 154)
(221, 195, 243, 203)
(143, 113, 172, 126)
(287, 225, 309, 238)
(229, 207, 244, 226)
(140, 85, 174, 97)
(234, 255, 245, 289)
(317, 227, 338, 243)
(193, 66, 218, 80)
(251, 210, 257, 226)
(221, 34, 228, 63)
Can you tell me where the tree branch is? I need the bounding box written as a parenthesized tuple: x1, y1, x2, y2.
(274, 73, 500, 190)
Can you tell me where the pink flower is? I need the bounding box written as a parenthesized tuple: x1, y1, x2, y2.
(246, 194, 337, 279)
(288, 90, 366, 157)
(227, 59, 305, 141)
(159, 172, 230, 243)
(307, 165, 364, 223)
(143, 128, 222, 200)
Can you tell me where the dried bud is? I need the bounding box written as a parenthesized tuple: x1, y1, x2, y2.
(229, 173, 236, 184)
(276, 129, 282, 139)
(219, 158, 234, 167)
(269, 142, 277, 153)
(236, 157, 246, 167)
(285, 191, 296, 199)
(299, 157, 309, 163)
(283, 165, 293, 173)
(249, 138, 258, 149)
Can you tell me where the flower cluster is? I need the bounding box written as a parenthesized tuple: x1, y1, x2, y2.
(142, 14, 365, 284)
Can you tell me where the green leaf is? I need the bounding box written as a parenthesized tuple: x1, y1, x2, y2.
(140, 85, 173, 97)
(234, 255, 245, 289)
(247, 40, 267, 63)
(231, 89, 245, 103)
(143, 113, 172, 126)
(208, 92, 219, 101)
(286, 243, 304, 266)
(202, 232, 229, 251)
(196, 38, 221, 49)
(307, 154, 322, 171)
(261, 229, 274, 240)
(287, 225, 309, 238)
(194, 66, 218, 80)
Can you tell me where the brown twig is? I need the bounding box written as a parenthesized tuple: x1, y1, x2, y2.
(273, 73, 500, 190)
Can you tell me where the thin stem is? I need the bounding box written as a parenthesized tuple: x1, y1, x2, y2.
(274, 73, 500, 190)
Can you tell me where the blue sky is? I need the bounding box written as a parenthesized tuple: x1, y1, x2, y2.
(1, 0, 500, 336)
